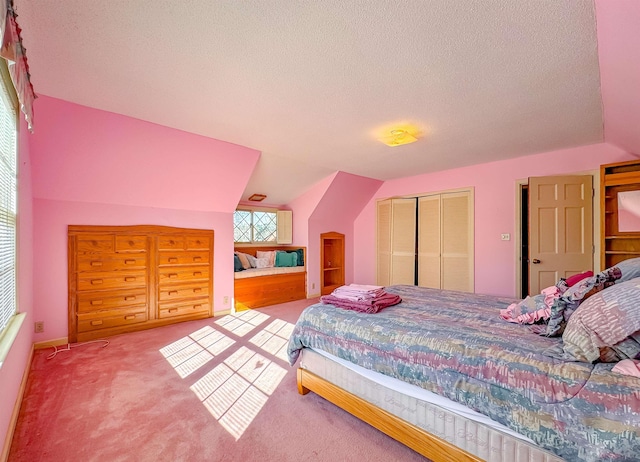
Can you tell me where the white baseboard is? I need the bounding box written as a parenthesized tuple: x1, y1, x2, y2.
(1, 344, 33, 462)
(34, 337, 68, 350)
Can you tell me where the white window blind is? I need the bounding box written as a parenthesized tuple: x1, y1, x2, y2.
(0, 68, 17, 334)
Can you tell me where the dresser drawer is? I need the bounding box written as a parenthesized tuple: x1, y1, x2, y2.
(115, 235, 148, 252)
(76, 235, 114, 254)
(77, 270, 147, 291)
(158, 266, 209, 285)
(77, 289, 147, 313)
(157, 235, 185, 251)
(158, 283, 209, 302)
(158, 300, 210, 319)
(186, 235, 211, 250)
(77, 307, 148, 333)
(76, 254, 147, 272)
(158, 251, 209, 266)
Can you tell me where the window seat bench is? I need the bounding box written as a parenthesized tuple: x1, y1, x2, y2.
(234, 246, 307, 310)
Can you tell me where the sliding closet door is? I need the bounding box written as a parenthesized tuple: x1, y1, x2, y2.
(377, 198, 417, 286)
(390, 198, 417, 285)
(418, 196, 441, 288)
(377, 200, 392, 286)
(379, 190, 473, 291)
(441, 191, 474, 292)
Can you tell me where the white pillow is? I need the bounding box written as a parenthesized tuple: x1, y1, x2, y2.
(255, 257, 270, 269)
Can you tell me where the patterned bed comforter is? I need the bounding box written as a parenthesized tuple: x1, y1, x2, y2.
(287, 285, 640, 462)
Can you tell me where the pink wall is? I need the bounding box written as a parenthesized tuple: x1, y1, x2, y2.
(596, 0, 640, 156)
(354, 142, 635, 298)
(0, 119, 34, 450)
(288, 172, 382, 295)
(28, 96, 262, 342)
(30, 96, 260, 212)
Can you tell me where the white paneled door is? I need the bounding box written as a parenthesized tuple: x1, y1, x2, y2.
(528, 175, 593, 295)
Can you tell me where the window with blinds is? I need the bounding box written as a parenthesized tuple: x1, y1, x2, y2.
(0, 65, 17, 335)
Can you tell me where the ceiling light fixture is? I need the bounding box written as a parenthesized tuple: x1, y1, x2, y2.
(248, 194, 267, 202)
(378, 124, 420, 147)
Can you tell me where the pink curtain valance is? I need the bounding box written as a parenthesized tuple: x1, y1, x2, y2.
(0, 0, 36, 131)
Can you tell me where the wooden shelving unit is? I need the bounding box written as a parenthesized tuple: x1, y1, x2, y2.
(320, 232, 345, 295)
(601, 160, 640, 269)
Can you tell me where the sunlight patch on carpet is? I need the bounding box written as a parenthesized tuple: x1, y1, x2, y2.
(159, 325, 236, 378)
(215, 310, 270, 337)
(190, 345, 286, 440)
(249, 319, 295, 363)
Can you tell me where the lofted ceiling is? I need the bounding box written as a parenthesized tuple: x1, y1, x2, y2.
(15, 0, 605, 206)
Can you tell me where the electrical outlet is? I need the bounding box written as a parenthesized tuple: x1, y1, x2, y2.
(34, 321, 44, 333)
(501, 233, 511, 241)
(223, 295, 229, 305)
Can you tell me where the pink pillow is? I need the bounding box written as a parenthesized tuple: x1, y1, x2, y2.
(565, 271, 594, 287)
(256, 250, 275, 268)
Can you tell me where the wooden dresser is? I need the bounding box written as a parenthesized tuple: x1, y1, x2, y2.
(68, 225, 214, 343)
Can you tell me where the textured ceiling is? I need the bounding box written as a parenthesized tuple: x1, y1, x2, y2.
(14, 0, 604, 205)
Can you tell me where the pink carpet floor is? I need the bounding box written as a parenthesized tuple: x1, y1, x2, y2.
(9, 298, 431, 461)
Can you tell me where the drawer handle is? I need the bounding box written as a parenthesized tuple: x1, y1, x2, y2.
(128, 240, 135, 246)
(193, 288, 202, 293)
(195, 240, 201, 245)
(193, 304, 202, 309)
(90, 300, 103, 306)
(124, 315, 136, 320)
(169, 240, 175, 246)
(90, 261, 103, 267)
(124, 296, 136, 301)
(90, 320, 103, 326)
(168, 308, 178, 313)
(168, 257, 178, 263)
(193, 256, 202, 262)
(91, 279, 103, 285)
(168, 290, 178, 296)
(193, 272, 202, 277)
(125, 277, 136, 282)
(168, 273, 178, 279)
(124, 259, 135, 265)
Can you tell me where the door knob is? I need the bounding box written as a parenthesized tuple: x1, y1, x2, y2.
(532, 259, 541, 264)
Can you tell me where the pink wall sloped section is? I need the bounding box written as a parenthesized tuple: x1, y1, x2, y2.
(30, 96, 260, 212)
(32, 199, 235, 342)
(353, 142, 634, 298)
(287, 172, 382, 295)
(308, 172, 383, 290)
(1, 120, 34, 451)
(596, 0, 640, 155)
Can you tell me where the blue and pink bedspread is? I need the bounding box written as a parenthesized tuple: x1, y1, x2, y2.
(287, 285, 640, 461)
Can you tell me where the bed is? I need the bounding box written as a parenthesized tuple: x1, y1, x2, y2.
(287, 284, 640, 462)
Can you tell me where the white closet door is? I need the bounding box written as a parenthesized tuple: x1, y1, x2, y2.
(376, 200, 392, 286)
(418, 196, 441, 288)
(441, 191, 474, 292)
(390, 198, 417, 285)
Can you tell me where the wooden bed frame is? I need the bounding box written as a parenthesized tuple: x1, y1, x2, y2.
(234, 245, 307, 310)
(297, 367, 482, 462)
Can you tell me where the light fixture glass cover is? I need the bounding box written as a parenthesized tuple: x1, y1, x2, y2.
(377, 124, 420, 146)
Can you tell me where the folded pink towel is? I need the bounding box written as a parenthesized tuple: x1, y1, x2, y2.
(320, 292, 401, 314)
(612, 359, 640, 378)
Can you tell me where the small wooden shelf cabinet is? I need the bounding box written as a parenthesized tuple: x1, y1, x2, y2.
(601, 160, 640, 269)
(321, 232, 345, 295)
(68, 225, 214, 343)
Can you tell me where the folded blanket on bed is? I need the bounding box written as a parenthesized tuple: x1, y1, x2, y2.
(331, 284, 385, 301)
(320, 292, 401, 313)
